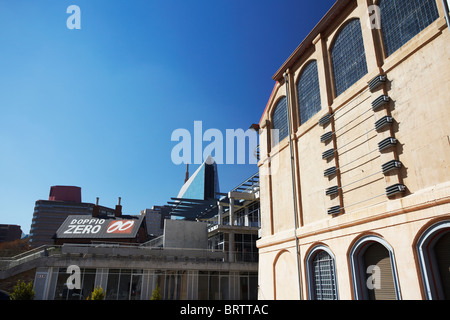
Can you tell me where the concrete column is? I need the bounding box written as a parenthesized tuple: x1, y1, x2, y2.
(229, 232, 235, 262)
(244, 206, 249, 227)
(229, 197, 234, 226)
(217, 202, 223, 225)
(356, 0, 383, 73)
(95, 268, 108, 293)
(187, 270, 198, 300)
(229, 272, 239, 299)
(33, 267, 51, 300)
(313, 32, 333, 114)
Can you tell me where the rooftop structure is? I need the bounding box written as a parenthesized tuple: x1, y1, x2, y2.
(48, 186, 82, 202)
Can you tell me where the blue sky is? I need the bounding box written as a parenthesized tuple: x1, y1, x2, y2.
(0, 0, 335, 233)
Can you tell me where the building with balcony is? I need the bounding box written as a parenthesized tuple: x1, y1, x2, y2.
(1, 160, 260, 300)
(257, 0, 450, 300)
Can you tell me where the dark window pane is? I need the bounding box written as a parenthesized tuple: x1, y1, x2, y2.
(331, 19, 368, 97)
(297, 60, 321, 125)
(379, 0, 439, 57)
(272, 97, 288, 145)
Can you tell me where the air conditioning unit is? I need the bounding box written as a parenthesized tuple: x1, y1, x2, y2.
(320, 131, 333, 143)
(385, 183, 406, 196)
(372, 95, 390, 111)
(319, 113, 331, 126)
(369, 75, 387, 92)
(382, 159, 402, 174)
(325, 185, 339, 196)
(324, 166, 337, 177)
(327, 205, 341, 215)
(378, 137, 397, 152)
(322, 149, 335, 160)
(375, 116, 394, 131)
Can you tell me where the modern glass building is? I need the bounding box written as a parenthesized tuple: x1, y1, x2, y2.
(176, 155, 220, 201)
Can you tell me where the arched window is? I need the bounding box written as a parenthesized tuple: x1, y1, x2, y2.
(297, 60, 321, 126)
(274, 250, 299, 299)
(349, 235, 400, 300)
(271, 97, 288, 146)
(379, 0, 440, 57)
(331, 19, 368, 97)
(306, 246, 338, 300)
(416, 220, 450, 300)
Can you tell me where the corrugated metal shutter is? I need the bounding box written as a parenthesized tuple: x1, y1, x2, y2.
(364, 242, 396, 300)
(434, 232, 450, 299)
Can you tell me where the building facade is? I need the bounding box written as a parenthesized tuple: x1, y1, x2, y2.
(206, 173, 260, 265)
(257, 0, 450, 300)
(0, 163, 260, 300)
(23, 217, 257, 300)
(29, 186, 116, 247)
(140, 206, 170, 237)
(0, 225, 23, 243)
(30, 186, 90, 247)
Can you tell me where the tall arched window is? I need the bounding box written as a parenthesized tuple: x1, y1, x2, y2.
(331, 19, 368, 97)
(416, 220, 450, 300)
(306, 246, 338, 300)
(297, 60, 321, 126)
(350, 235, 401, 300)
(271, 97, 288, 146)
(379, 0, 440, 57)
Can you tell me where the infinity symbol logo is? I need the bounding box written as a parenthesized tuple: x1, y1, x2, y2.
(106, 220, 135, 234)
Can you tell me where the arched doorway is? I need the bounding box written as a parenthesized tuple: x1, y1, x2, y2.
(349, 235, 400, 300)
(416, 220, 450, 299)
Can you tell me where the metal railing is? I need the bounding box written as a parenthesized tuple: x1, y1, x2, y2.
(230, 172, 259, 194)
(141, 235, 163, 248)
(1, 240, 259, 273)
(0, 245, 61, 271)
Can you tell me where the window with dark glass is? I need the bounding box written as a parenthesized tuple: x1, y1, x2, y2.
(297, 60, 321, 125)
(272, 96, 288, 146)
(379, 0, 440, 57)
(248, 202, 260, 228)
(310, 250, 338, 300)
(235, 234, 258, 262)
(331, 19, 368, 97)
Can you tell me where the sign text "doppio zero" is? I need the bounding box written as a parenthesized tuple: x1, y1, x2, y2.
(63, 218, 105, 235)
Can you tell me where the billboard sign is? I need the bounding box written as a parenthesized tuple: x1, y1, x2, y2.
(56, 215, 142, 239)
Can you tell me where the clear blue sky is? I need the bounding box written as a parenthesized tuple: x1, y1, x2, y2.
(0, 0, 335, 234)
